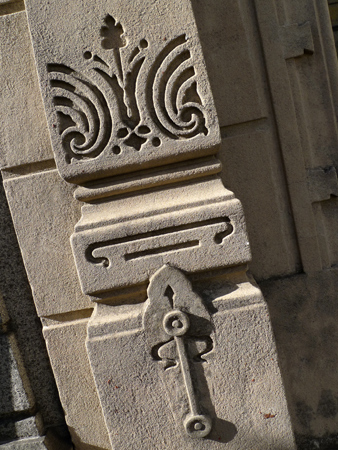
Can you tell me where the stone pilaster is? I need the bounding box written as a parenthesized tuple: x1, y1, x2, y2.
(24, 0, 296, 447)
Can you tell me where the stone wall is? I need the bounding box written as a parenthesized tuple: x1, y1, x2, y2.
(1, 0, 338, 449)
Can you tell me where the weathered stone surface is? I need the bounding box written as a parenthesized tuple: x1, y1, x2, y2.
(220, 131, 301, 280)
(0, 431, 72, 450)
(261, 268, 338, 438)
(0, 12, 53, 170)
(0, 177, 68, 430)
(87, 271, 296, 449)
(0, 334, 34, 417)
(191, 0, 266, 128)
(0, 294, 10, 333)
(0, 437, 47, 450)
(0, 176, 69, 449)
(43, 319, 111, 450)
(25, 0, 220, 184)
(0, 416, 41, 443)
(3, 171, 90, 317)
(3, 1, 298, 449)
(72, 178, 250, 296)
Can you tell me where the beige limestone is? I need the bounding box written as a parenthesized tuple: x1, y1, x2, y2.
(72, 179, 250, 297)
(43, 319, 111, 450)
(2, 0, 299, 448)
(191, 0, 266, 128)
(220, 131, 301, 280)
(0, 11, 53, 169)
(87, 270, 296, 449)
(3, 170, 90, 316)
(261, 268, 338, 438)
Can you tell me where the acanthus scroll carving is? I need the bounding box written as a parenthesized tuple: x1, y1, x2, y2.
(48, 14, 208, 163)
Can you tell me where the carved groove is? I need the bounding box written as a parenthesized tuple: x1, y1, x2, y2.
(48, 17, 209, 162)
(48, 64, 112, 161)
(147, 35, 207, 139)
(85, 217, 233, 265)
(124, 240, 199, 261)
(144, 266, 214, 439)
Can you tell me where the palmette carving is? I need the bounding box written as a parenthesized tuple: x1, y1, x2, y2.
(144, 265, 214, 438)
(48, 15, 208, 164)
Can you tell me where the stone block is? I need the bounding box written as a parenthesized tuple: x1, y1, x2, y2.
(0, 12, 53, 170)
(3, 171, 90, 317)
(192, 0, 266, 128)
(25, 0, 220, 183)
(0, 416, 41, 444)
(0, 334, 34, 417)
(43, 319, 110, 450)
(220, 130, 301, 280)
(0, 437, 48, 450)
(0, 433, 73, 450)
(261, 268, 338, 437)
(72, 179, 250, 296)
(87, 273, 296, 449)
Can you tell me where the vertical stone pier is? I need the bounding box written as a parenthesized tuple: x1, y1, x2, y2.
(15, 0, 298, 447)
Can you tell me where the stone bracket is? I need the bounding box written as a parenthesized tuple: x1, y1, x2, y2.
(279, 22, 314, 59)
(307, 166, 338, 202)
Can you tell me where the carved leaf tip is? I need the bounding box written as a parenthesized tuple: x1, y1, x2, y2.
(100, 14, 126, 50)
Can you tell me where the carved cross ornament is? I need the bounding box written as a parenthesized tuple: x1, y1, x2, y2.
(24, 0, 252, 446)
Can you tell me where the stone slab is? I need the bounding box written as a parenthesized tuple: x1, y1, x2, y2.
(43, 319, 111, 450)
(3, 170, 90, 317)
(0, 432, 72, 450)
(0, 178, 67, 429)
(220, 131, 301, 280)
(260, 268, 338, 437)
(0, 12, 53, 169)
(0, 437, 47, 450)
(25, 0, 220, 183)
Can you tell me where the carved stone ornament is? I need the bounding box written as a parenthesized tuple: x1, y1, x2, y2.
(144, 265, 213, 438)
(25, 0, 220, 184)
(24, 0, 297, 449)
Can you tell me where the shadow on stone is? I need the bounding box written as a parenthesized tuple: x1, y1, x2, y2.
(0, 174, 70, 444)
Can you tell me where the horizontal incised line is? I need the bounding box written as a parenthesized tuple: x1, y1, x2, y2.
(41, 309, 94, 327)
(124, 240, 199, 261)
(86, 216, 231, 263)
(220, 118, 268, 139)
